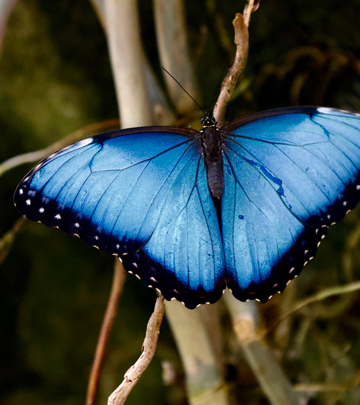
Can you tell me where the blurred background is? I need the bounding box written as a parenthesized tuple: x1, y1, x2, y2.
(1, 0, 360, 404)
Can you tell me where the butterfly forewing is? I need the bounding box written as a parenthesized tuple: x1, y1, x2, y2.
(14, 126, 225, 308)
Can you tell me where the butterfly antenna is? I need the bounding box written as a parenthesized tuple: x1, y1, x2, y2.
(162, 67, 206, 116)
(208, 57, 231, 114)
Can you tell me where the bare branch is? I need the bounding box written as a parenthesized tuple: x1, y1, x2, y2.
(213, 1, 260, 126)
(223, 292, 299, 404)
(243, 0, 260, 27)
(154, 0, 200, 114)
(0, 0, 18, 53)
(0, 217, 27, 265)
(165, 301, 230, 404)
(212, 13, 249, 126)
(89, 0, 174, 125)
(107, 296, 165, 405)
(86, 260, 127, 405)
(104, 0, 153, 127)
(0, 119, 119, 177)
(265, 280, 360, 338)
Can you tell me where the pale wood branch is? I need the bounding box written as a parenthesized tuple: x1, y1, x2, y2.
(104, 0, 153, 127)
(0, 119, 119, 177)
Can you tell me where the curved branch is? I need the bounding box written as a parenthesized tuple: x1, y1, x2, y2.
(107, 296, 165, 405)
(0, 119, 119, 177)
(213, 14, 249, 127)
(213, 0, 260, 126)
(86, 259, 127, 405)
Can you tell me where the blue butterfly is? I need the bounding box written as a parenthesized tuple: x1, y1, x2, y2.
(13, 107, 360, 309)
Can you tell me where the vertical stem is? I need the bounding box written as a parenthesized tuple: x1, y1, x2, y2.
(0, 0, 18, 52)
(223, 292, 299, 405)
(90, 0, 174, 125)
(154, 0, 200, 114)
(165, 301, 230, 405)
(213, 13, 249, 126)
(105, 0, 153, 127)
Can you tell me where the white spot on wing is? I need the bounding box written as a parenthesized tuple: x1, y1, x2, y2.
(26, 199, 31, 205)
(76, 138, 94, 147)
(317, 107, 335, 114)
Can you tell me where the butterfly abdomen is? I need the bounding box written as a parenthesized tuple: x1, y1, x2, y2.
(201, 127, 224, 199)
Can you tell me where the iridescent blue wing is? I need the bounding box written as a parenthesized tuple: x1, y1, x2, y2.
(221, 107, 360, 302)
(14, 127, 225, 309)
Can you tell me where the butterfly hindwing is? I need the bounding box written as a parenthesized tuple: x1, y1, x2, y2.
(122, 153, 225, 309)
(221, 107, 360, 301)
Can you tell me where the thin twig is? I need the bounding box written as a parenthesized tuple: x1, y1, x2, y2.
(212, 14, 249, 126)
(86, 260, 127, 405)
(243, 0, 260, 27)
(294, 369, 360, 392)
(107, 296, 165, 405)
(0, 119, 119, 177)
(265, 281, 360, 338)
(0, 217, 27, 265)
(213, 0, 260, 126)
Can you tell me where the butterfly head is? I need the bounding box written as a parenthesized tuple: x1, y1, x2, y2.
(201, 114, 217, 128)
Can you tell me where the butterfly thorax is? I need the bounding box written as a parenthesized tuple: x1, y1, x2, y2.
(199, 117, 224, 199)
